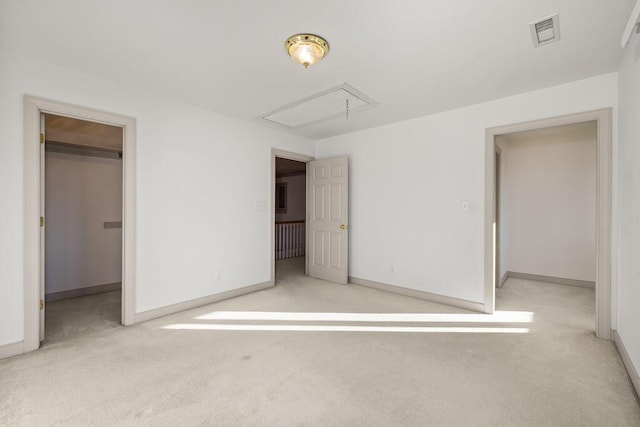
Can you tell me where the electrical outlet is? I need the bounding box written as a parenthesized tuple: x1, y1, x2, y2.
(462, 201, 469, 212)
(214, 271, 221, 281)
(392, 265, 398, 273)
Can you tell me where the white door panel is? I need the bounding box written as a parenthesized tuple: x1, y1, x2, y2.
(308, 156, 348, 284)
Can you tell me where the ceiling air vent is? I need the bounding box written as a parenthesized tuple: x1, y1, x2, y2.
(530, 14, 560, 47)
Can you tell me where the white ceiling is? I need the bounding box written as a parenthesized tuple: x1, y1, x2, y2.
(1, 1, 634, 140)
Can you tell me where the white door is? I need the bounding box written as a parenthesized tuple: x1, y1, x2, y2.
(39, 113, 46, 341)
(307, 156, 349, 284)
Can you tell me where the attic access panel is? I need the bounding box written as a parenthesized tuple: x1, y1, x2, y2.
(261, 83, 377, 128)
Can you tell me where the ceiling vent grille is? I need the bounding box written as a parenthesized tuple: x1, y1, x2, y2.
(530, 14, 560, 47)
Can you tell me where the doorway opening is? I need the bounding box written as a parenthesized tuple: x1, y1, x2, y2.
(274, 156, 308, 282)
(23, 96, 137, 354)
(43, 113, 124, 344)
(494, 121, 598, 335)
(485, 109, 612, 340)
(270, 150, 350, 287)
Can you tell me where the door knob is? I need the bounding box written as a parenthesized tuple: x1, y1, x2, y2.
(340, 224, 346, 230)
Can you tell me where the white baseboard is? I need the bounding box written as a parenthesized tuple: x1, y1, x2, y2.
(613, 330, 640, 398)
(0, 340, 24, 360)
(349, 277, 484, 313)
(498, 273, 508, 288)
(45, 282, 122, 302)
(135, 281, 273, 323)
(506, 271, 595, 289)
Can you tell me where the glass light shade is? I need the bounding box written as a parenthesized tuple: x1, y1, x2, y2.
(285, 34, 329, 68)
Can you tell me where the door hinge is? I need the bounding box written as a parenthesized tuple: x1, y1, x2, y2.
(40, 216, 45, 227)
(40, 133, 45, 144)
(40, 299, 44, 310)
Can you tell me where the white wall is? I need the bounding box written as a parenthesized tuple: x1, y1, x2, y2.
(0, 49, 623, 350)
(0, 52, 314, 347)
(316, 73, 618, 304)
(275, 174, 306, 222)
(497, 123, 597, 282)
(45, 151, 123, 294)
(617, 27, 640, 377)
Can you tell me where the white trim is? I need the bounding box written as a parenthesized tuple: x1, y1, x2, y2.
(621, 0, 640, 47)
(23, 95, 137, 353)
(494, 147, 501, 290)
(135, 281, 273, 323)
(349, 277, 484, 313)
(613, 330, 640, 398)
(485, 108, 612, 339)
(24, 99, 40, 352)
(271, 149, 314, 284)
(0, 341, 24, 360)
(45, 282, 122, 302)
(484, 128, 496, 314)
(505, 272, 595, 289)
(498, 273, 508, 288)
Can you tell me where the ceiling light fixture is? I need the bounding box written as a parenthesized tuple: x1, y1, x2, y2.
(285, 34, 329, 68)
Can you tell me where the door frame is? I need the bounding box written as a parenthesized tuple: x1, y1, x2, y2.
(484, 108, 612, 340)
(270, 149, 314, 285)
(494, 145, 502, 288)
(23, 95, 137, 353)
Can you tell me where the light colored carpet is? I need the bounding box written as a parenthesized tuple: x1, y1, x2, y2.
(1, 257, 638, 426)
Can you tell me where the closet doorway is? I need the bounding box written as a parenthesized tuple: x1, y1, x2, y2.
(43, 113, 124, 344)
(23, 96, 137, 353)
